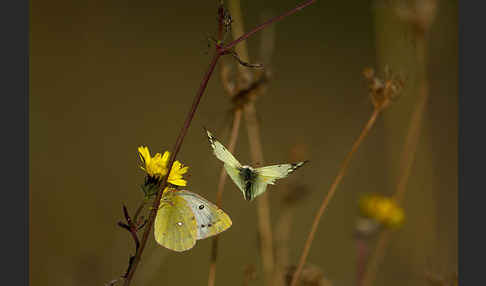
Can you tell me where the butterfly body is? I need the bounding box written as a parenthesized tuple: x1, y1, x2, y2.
(239, 165, 258, 201)
(154, 188, 232, 252)
(206, 129, 308, 201)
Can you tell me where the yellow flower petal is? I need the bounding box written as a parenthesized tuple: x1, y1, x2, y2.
(138, 146, 150, 164)
(178, 166, 189, 174)
(169, 178, 187, 186)
(167, 160, 188, 186)
(162, 151, 170, 164)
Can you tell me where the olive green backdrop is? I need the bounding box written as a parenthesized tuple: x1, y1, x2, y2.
(30, 0, 457, 285)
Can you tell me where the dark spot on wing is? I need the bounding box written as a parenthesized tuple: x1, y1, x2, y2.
(201, 224, 206, 228)
(199, 205, 204, 210)
(208, 223, 212, 227)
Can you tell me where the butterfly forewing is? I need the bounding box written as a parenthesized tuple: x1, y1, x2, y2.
(206, 129, 247, 197)
(154, 193, 198, 252)
(206, 129, 242, 168)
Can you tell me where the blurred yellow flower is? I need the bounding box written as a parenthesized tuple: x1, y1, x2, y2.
(359, 194, 404, 228)
(138, 146, 188, 186)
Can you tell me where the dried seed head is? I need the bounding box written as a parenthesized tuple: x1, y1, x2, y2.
(231, 71, 270, 111)
(285, 264, 332, 286)
(363, 66, 405, 111)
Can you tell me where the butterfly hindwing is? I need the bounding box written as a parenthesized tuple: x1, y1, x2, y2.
(250, 176, 270, 200)
(154, 192, 198, 252)
(176, 190, 232, 239)
(224, 164, 246, 196)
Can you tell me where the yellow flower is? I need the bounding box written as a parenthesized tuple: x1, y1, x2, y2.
(138, 146, 189, 187)
(138, 146, 169, 178)
(167, 160, 189, 186)
(359, 194, 404, 228)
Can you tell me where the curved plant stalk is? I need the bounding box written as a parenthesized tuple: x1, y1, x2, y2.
(291, 107, 382, 286)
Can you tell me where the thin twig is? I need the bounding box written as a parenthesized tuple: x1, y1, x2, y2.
(356, 237, 370, 286)
(361, 229, 392, 286)
(290, 108, 382, 286)
(120, 2, 316, 285)
(244, 101, 275, 286)
(274, 199, 295, 286)
(223, 0, 317, 51)
(133, 201, 146, 223)
(274, 145, 310, 286)
(208, 109, 243, 286)
(228, 1, 281, 284)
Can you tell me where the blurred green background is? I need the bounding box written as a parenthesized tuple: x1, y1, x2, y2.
(30, 0, 457, 285)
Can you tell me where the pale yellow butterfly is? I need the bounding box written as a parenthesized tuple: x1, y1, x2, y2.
(205, 128, 308, 201)
(154, 188, 232, 252)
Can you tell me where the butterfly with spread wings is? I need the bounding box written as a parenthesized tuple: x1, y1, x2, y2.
(205, 129, 308, 201)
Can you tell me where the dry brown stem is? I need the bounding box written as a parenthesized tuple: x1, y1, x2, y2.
(228, 1, 274, 285)
(208, 109, 243, 286)
(244, 101, 275, 286)
(274, 145, 310, 286)
(290, 107, 382, 286)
